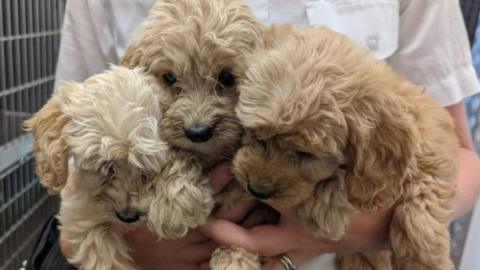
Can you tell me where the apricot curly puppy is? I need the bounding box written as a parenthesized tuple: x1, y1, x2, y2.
(25, 66, 168, 270)
(232, 25, 458, 270)
(122, 0, 263, 249)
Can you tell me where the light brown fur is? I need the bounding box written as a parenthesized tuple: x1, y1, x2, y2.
(122, 0, 264, 164)
(121, 2, 269, 268)
(24, 86, 72, 194)
(232, 25, 458, 270)
(121, 0, 266, 247)
(26, 66, 168, 270)
(27, 1, 267, 268)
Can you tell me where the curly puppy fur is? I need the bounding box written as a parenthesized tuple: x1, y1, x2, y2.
(122, 0, 263, 161)
(232, 25, 458, 270)
(26, 66, 168, 270)
(24, 90, 70, 194)
(121, 0, 264, 244)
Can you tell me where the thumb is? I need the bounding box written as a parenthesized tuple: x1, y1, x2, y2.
(209, 161, 233, 194)
(200, 217, 292, 256)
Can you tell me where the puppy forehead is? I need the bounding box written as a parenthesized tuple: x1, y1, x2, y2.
(238, 29, 354, 139)
(63, 66, 166, 171)
(147, 0, 260, 73)
(236, 66, 309, 135)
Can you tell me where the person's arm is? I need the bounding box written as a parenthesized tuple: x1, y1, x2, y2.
(447, 101, 480, 218)
(389, 0, 480, 219)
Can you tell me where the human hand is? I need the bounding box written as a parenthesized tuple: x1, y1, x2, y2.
(200, 206, 392, 269)
(60, 161, 258, 270)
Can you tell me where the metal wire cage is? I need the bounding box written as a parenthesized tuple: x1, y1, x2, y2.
(0, 1, 66, 269)
(0, 0, 478, 269)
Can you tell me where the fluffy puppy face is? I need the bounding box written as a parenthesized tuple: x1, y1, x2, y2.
(234, 26, 417, 210)
(27, 66, 167, 223)
(62, 66, 167, 224)
(121, 0, 264, 159)
(233, 130, 340, 208)
(69, 163, 154, 226)
(62, 66, 167, 173)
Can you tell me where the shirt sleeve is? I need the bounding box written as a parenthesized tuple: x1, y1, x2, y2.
(386, 0, 480, 106)
(54, 0, 119, 91)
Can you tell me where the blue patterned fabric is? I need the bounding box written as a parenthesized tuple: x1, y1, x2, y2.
(466, 15, 480, 152)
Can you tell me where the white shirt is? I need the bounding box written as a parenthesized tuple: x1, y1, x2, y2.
(56, 0, 480, 106)
(54, 1, 480, 268)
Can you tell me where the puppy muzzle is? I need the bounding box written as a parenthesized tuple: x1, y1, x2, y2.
(247, 182, 275, 200)
(184, 123, 214, 143)
(116, 210, 141, 223)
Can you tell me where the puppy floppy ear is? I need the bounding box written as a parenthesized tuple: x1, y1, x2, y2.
(24, 83, 80, 194)
(120, 43, 143, 68)
(343, 86, 418, 211)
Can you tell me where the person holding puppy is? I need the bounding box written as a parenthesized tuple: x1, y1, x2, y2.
(36, 0, 480, 270)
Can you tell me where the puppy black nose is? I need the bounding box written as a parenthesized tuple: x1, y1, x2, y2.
(184, 123, 213, 143)
(116, 210, 140, 223)
(247, 182, 274, 200)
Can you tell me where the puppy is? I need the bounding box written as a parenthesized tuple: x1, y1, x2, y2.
(232, 25, 458, 270)
(121, 0, 264, 241)
(25, 66, 168, 270)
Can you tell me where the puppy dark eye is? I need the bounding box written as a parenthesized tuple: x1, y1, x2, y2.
(106, 166, 115, 178)
(162, 73, 177, 86)
(296, 150, 314, 159)
(140, 173, 148, 183)
(257, 139, 267, 149)
(217, 69, 236, 88)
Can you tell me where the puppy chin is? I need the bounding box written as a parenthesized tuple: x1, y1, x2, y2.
(163, 128, 241, 160)
(268, 198, 303, 209)
(257, 186, 311, 209)
(187, 138, 239, 156)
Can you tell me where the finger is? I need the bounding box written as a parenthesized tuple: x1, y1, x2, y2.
(178, 228, 211, 244)
(241, 204, 280, 228)
(59, 231, 72, 258)
(199, 217, 254, 250)
(199, 261, 210, 270)
(124, 226, 210, 255)
(262, 250, 321, 270)
(124, 225, 206, 246)
(213, 198, 257, 222)
(178, 240, 219, 263)
(263, 256, 287, 270)
(156, 262, 198, 270)
(199, 217, 291, 256)
(210, 161, 233, 194)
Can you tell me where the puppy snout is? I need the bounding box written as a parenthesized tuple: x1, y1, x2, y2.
(184, 123, 213, 143)
(247, 182, 275, 200)
(116, 210, 141, 223)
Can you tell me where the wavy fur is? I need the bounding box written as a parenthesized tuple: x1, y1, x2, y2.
(121, 0, 265, 260)
(26, 66, 168, 270)
(122, 0, 263, 160)
(232, 25, 458, 270)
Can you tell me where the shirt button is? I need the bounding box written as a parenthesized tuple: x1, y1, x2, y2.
(366, 35, 380, 52)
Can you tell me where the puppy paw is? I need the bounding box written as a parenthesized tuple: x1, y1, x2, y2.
(210, 247, 261, 270)
(297, 177, 357, 241)
(148, 177, 214, 239)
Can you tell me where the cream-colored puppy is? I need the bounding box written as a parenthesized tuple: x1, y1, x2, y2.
(26, 66, 167, 270)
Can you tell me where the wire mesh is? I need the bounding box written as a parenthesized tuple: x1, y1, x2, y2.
(0, 0, 66, 269)
(0, 0, 478, 269)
